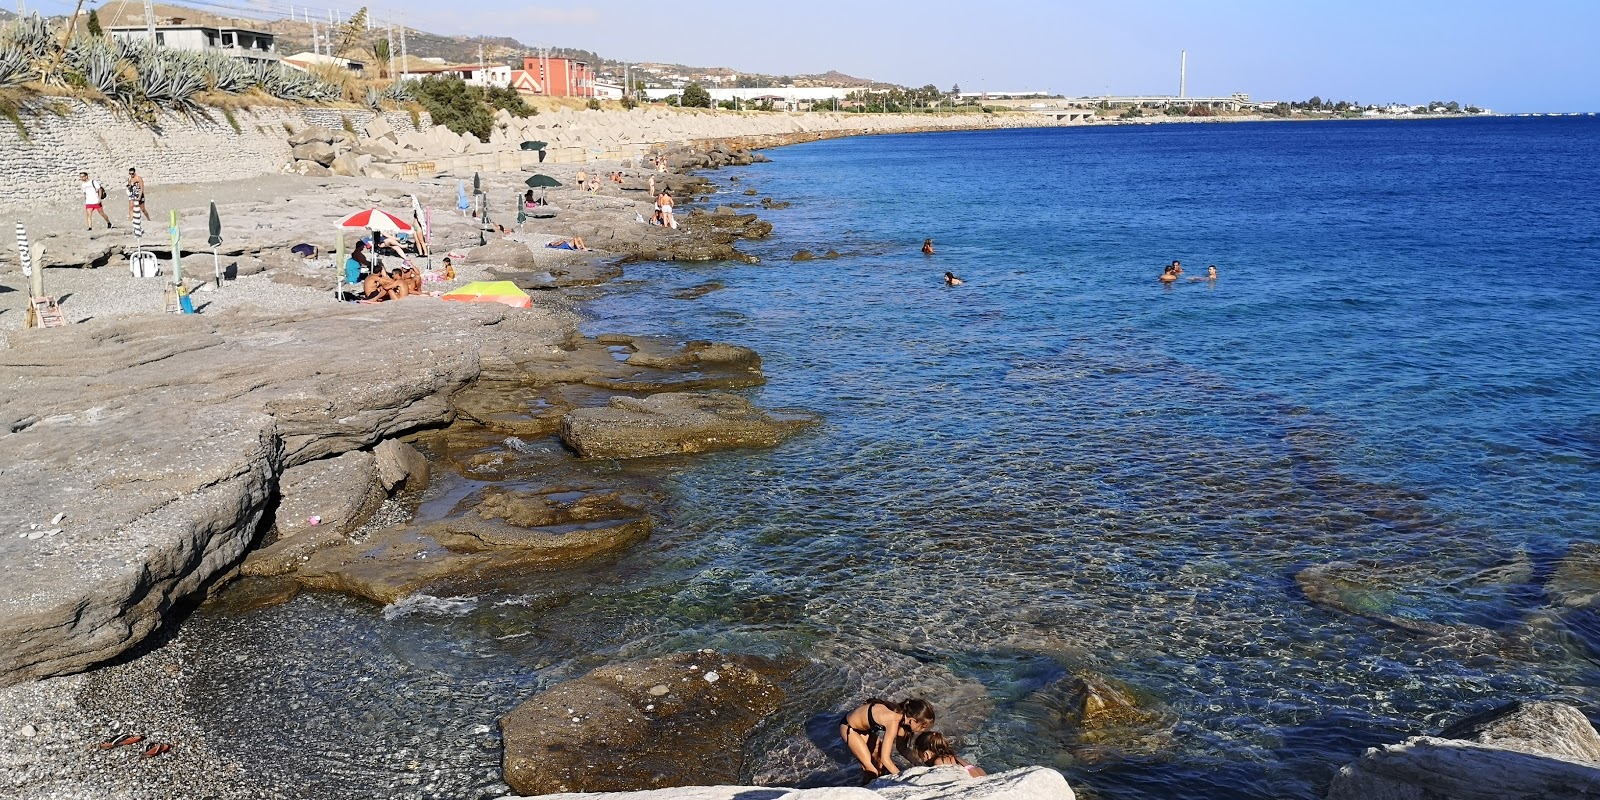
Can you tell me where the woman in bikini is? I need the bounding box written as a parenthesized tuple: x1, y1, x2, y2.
(838, 697, 935, 784)
(911, 731, 985, 778)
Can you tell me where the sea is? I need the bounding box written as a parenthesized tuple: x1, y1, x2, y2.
(184, 117, 1600, 800)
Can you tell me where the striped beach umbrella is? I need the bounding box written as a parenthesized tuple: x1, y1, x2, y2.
(169, 209, 183, 285)
(16, 222, 30, 279)
(339, 208, 413, 232)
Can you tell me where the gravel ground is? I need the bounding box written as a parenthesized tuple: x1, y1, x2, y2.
(0, 166, 627, 337)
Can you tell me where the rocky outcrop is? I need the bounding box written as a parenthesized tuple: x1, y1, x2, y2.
(0, 302, 575, 686)
(497, 766, 1077, 800)
(500, 650, 802, 795)
(1014, 671, 1176, 765)
(560, 392, 819, 459)
(1325, 701, 1600, 799)
(295, 483, 652, 604)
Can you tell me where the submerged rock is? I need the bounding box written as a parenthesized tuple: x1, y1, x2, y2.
(560, 392, 819, 460)
(500, 650, 801, 794)
(294, 484, 651, 605)
(1326, 701, 1600, 799)
(1014, 671, 1176, 764)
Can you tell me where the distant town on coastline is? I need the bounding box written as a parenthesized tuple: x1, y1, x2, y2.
(1, 1, 1528, 138)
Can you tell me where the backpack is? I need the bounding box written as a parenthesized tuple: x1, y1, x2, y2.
(95, 180, 106, 200)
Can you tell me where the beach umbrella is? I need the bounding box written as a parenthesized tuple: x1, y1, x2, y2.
(17, 222, 31, 281)
(457, 180, 470, 215)
(519, 140, 547, 151)
(169, 209, 182, 286)
(335, 230, 348, 299)
(338, 208, 413, 232)
(207, 200, 223, 287)
(472, 171, 481, 195)
(524, 174, 561, 188)
(441, 280, 531, 308)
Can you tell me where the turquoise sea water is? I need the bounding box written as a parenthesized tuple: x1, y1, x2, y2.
(187, 118, 1600, 799)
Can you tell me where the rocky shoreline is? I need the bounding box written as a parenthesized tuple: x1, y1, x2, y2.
(3, 119, 1599, 800)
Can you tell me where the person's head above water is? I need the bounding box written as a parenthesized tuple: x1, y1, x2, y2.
(914, 731, 958, 763)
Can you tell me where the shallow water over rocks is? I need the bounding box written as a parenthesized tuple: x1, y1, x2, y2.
(178, 119, 1600, 800)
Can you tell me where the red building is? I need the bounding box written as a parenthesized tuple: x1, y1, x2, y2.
(514, 55, 595, 97)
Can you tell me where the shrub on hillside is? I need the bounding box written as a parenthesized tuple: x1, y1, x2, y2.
(414, 77, 534, 141)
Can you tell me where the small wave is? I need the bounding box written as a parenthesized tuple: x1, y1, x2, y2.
(381, 594, 479, 620)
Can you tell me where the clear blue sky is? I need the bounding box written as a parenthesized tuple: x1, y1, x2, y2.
(39, 0, 1599, 111)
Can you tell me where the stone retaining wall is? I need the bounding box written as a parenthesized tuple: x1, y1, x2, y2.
(0, 101, 429, 209)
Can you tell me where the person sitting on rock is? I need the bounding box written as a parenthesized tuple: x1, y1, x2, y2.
(523, 190, 538, 209)
(838, 697, 935, 784)
(909, 731, 985, 779)
(394, 263, 422, 295)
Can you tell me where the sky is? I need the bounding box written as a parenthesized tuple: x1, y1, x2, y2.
(25, 0, 1599, 111)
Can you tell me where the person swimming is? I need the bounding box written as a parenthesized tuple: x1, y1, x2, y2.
(1207, 264, 1218, 280)
(922, 238, 936, 255)
(944, 271, 963, 286)
(911, 731, 986, 778)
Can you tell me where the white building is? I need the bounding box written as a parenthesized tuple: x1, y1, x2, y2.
(643, 86, 855, 110)
(399, 64, 512, 90)
(108, 23, 277, 62)
(281, 52, 364, 73)
(592, 81, 625, 100)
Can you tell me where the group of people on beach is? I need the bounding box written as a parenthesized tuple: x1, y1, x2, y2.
(78, 167, 150, 231)
(348, 237, 425, 302)
(1159, 260, 1218, 284)
(837, 697, 985, 785)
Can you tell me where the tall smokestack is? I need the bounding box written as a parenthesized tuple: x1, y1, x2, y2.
(1179, 50, 1187, 99)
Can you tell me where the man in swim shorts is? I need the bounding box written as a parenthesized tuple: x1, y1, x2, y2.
(80, 171, 113, 231)
(126, 167, 151, 222)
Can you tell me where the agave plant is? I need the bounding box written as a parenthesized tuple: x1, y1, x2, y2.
(383, 81, 414, 102)
(137, 54, 204, 108)
(364, 86, 382, 109)
(0, 43, 30, 88)
(65, 35, 125, 97)
(200, 51, 252, 94)
(1, 14, 54, 62)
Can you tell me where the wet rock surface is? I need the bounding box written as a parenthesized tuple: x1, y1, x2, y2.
(500, 650, 801, 794)
(561, 392, 820, 460)
(1014, 671, 1176, 765)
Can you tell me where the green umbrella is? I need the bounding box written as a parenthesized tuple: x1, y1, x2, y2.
(524, 174, 561, 188)
(519, 140, 547, 151)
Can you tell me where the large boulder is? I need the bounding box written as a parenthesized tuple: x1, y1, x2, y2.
(291, 141, 337, 167)
(559, 392, 818, 459)
(472, 238, 542, 271)
(364, 115, 397, 142)
(501, 650, 800, 795)
(330, 151, 363, 177)
(287, 124, 338, 146)
(1326, 701, 1600, 800)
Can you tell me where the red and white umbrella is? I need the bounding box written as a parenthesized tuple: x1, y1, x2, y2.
(338, 208, 414, 232)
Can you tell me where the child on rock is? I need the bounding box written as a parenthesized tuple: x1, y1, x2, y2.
(837, 697, 935, 783)
(911, 730, 986, 778)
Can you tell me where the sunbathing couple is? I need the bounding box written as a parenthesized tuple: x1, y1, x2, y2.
(838, 697, 985, 785)
(361, 262, 421, 301)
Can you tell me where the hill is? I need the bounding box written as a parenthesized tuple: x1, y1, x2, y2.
(62, 2, 884, 88)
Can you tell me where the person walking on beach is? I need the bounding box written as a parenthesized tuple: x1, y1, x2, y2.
(126, 167, 151, 223)
(922, 238, 936, 255)
(838, 697, 936, 784)
(79, 171, 113, 231)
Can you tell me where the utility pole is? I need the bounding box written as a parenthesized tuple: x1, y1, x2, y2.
(143, 0, 155, 41)
(398, 16, 407, 80)
(310, 18, 319, 57)
(386, 13, 395, 81)
(1179, 50, 1187, 99)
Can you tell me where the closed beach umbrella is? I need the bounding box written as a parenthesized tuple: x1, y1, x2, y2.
(441, 280, 531, 308)
(207, 200, 223, 285)
(457, 180, 470, 214)
(169, 209, 182, 285)
(338, 208, 414, 232)
(473, 171, 481, 195)
(16, 222, 31, 280)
